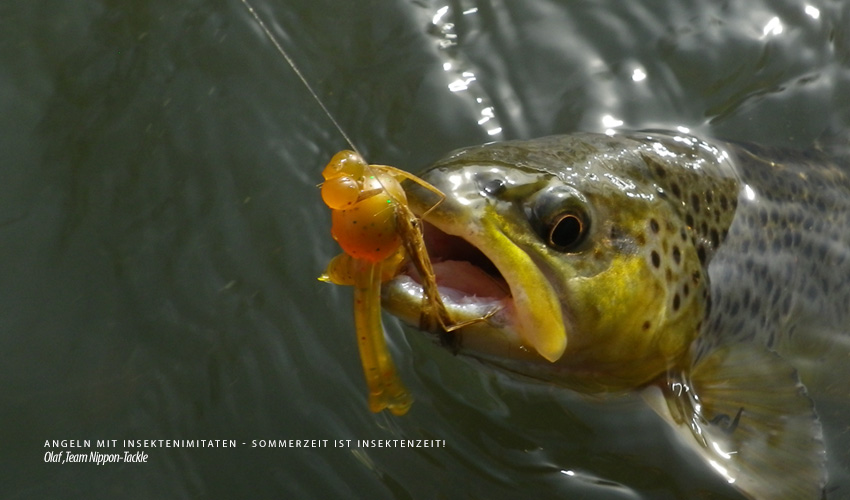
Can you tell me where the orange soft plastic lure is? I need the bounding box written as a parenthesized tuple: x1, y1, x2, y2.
(319, 150, 457, 415)
(236, 0, 472, 415)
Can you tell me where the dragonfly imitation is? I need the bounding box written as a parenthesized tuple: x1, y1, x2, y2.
(237, 0, 494, 416)
(319, 151, 468, 415)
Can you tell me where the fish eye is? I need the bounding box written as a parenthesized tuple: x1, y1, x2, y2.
(530, 185, 591, 253)
(548, 212, 586, 251)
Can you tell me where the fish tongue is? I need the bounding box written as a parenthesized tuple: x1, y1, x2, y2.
(652, 344, 826, 499)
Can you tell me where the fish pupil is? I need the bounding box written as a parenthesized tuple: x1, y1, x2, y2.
(549, 213, 585, 251)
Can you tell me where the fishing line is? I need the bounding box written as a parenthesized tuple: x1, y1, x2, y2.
(239, 0, 362, 158)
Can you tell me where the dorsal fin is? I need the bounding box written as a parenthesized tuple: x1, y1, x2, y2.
(650, 344, 826, 499)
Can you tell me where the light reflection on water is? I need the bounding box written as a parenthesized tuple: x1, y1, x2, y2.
(1, 0, 848, 498)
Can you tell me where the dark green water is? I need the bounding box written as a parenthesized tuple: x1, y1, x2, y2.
(2, 0, 848, 498)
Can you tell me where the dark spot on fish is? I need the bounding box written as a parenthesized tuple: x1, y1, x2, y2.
(642, 321, 651, 330)
(683, 283, 690, 297)
(651, 251, 661, 268)
(680, 228, 687, 241)
(697, 245, 706, 265)
(759, 208, 768, 226)
(650, 218, 660, 233)
(672, 246, 681, 265)
(750, 297, 762, 315)
(719, 194, 729, 210)
(690, 193, 701, 213)
(673, 293, 681, 311)
(635, 232, 646, 246)
(802, 242, 814, 258)
(692, 270, 701, 285)
(770, 209, 781, 224)
(705, 190, 713, 204)
(671, 182, 682, 199)
(806, 284, 819, 301)
(729, 301, 740, 317)
(666, 268, 673, 283)
(771, 288, 782, 307)
(710, 228, 720, 248)
(685, 213, 694, 228)
(649, 158, 667, 178)
(767, 331, 776, 348)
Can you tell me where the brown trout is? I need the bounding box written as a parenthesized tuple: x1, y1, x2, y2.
(382, 131, 850, 499)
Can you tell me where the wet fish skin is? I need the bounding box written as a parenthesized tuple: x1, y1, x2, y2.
(382, 131, 850, 498)
(697, 142, 850, 360)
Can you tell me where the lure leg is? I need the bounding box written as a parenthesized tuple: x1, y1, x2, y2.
(353, 258, 413, 416)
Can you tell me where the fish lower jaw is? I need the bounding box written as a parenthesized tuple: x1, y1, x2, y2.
(381, 271, 523, 349)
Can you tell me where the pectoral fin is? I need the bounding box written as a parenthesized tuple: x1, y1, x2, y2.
(656, 345, 826, 499)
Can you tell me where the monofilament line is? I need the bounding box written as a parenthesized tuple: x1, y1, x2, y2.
(239, 0, 362, 157)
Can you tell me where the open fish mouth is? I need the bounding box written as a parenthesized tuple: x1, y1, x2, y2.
(381, 220, 523, 353)
(410, 221, 510, 304)
(382, 162, 569, 363)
